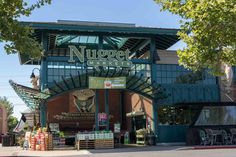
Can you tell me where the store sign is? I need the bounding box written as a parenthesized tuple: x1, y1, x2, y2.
(89, 77, 126, 89)
(73, 89, 95, 113)
(98, 113, 107, 126)
(114, 123, 121, 133)
(49, 123, 59, 132)
(68, 45, 132, 67)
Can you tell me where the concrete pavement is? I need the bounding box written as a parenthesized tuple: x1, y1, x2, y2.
(0, 145, 91, 156)
(1, 144, 236, 157)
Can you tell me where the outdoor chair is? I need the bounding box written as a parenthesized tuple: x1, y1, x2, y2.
(199, 129, 211, 146)
(222, 130, 233, 145)
(205, 129, 217, 145)
(230, 128, 236, 144)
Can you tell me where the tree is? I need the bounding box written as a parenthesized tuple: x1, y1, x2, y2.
(0, 96, 13, 117)
(154, 0, 236, 75)
(0, 0, 51, 59)
(0, 96, 18, 132)
(8, 116, 18, 133)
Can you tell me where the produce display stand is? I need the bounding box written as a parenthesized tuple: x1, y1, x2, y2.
(76, 133, 95, 150)
(77, 140, 95, 150)
(76, 131, 114, 150)
(136, 135, 145, 145)
(94, 131, 114, 149)
(27, 130, 53, 151)
(95, 139, 114, 149)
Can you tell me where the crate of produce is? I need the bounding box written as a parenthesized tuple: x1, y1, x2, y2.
(30, 137, 36, 151)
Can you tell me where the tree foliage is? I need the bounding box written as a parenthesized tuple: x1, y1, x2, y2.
(0, 96, 14, 117)
(8, 116, 18, 133)
(0, 96, 18, 132)
(154, 0, 236, 75)
(0, 0, 51, 59)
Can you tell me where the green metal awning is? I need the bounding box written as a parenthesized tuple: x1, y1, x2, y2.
(42, 67, 167, 101)
(9, 68, 167, 107)
(9, 80, 41, 110)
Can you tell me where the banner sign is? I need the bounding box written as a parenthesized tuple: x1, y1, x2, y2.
(68, 45, 132, 68)
(89, 77, 126, 89)
(98, 113, 107, 126)
(114, 123, 121, 133)
(49, 123, 59, 132)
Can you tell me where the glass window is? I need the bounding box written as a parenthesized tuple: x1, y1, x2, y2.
(155, 64, 217, 85)
(195, 106, 236, 126)
(158, 105, 191, 125)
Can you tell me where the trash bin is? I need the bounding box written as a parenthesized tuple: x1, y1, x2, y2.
(2, 135, 10, 147)
(8, 134, 16, 146)
(146, 135, 156, 146)
(124, 131, 130, 144)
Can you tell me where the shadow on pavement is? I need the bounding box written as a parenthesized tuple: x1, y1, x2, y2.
(87, 145, 189, 154)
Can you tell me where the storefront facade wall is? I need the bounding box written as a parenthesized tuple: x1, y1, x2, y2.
(16, 21, 226, 143)
(47, 93, 70, 123)
(43, 50, 221, 143)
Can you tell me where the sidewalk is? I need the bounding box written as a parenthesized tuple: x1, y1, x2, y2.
(0, 144, 91, 156)
(0, 144, 190, 157)
(2, 144, 236, 157)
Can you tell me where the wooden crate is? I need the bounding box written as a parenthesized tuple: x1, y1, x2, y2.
(136, 135, 145, 145)
(48, 134, 53, 150)
(77, 140, 95, 150)
(95, 139, 114, 149)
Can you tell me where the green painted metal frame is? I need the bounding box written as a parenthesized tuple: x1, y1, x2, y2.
(21, 22, 180, 36)
(150, 37, 159, 134)
(41, 67, 165, 101)
(9, 80, 41, 110)
(40, 32, 49, 127)
(19, 21, 180, 65)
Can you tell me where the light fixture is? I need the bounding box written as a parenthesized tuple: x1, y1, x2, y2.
(30, 68, 40, 78)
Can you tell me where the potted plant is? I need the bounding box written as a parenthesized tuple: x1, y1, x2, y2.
(59, 131, 65, 146)
(136, 129, 147, 144)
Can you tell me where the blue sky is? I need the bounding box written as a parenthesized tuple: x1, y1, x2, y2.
(0, 0, 183, 119)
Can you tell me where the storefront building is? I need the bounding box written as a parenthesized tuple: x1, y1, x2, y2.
(10, 21, 225, 144)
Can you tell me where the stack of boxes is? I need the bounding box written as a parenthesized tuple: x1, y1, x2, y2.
(30, 136, 36, 151)
(26, 129, 54, 151)
(48, 134, 53, 150)
(40, 134, 45, 151)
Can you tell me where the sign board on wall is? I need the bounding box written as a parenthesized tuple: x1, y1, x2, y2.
(68, 45, 133, 68)
(114, 123, 121, 133)
(49, 123, 59, 132)
(89, 77, 126, 89)
(98, 113, 107, 126)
